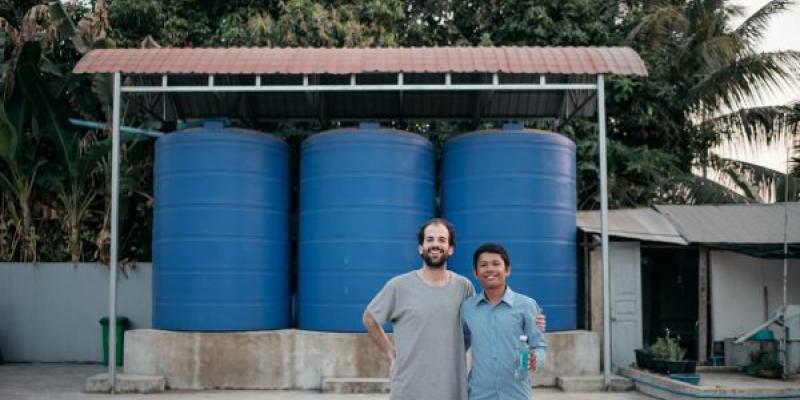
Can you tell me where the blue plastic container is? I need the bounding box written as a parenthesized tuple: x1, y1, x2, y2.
(298, 123, 434, 331)
(153, 122, 290, 331)
(442, 123, 578, 331)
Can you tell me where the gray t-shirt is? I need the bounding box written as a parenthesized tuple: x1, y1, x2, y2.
(367, 270, 475, 400)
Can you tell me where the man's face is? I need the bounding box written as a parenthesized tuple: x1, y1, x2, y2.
(418, 223, 453, 268)
(474, 252, 510, 291)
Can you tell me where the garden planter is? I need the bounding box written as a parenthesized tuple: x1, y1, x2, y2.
(652, 358, 667, 373)
(665, 360, 684, 374)
(634, 349, 654, 370)
(682, 360, 696, 373)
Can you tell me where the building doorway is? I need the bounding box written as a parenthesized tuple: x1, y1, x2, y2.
(641, 246, 699, 359)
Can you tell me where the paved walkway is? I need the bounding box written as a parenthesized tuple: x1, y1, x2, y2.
(0, 363, 655, 400)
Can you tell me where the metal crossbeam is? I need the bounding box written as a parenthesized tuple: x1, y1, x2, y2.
(121, 83, 597, 93)
(121, 73, 597, 93)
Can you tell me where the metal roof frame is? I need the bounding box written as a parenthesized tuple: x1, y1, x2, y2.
(78, 47, 634, 391)
(116, 72, 601, 124)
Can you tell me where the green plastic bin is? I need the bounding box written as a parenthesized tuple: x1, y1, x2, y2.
(100, 316, 129, 366)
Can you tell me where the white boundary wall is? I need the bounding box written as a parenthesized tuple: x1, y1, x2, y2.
(710, 251, 800, 341)
(0, 263, 152, 362)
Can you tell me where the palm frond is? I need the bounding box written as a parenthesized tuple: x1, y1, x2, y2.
(701, 104, 800, 144)
(624, 5, 687, 48)
(690, 34, 741, 73)
(672, 174, 754, 204)
(688, 50, 800, 113)
(707, 153, 786, 200)
(734, 0, 795, 50)
(789, 132, 800, 175)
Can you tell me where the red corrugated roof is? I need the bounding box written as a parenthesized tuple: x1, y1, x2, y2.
(72, 47, 648, 76)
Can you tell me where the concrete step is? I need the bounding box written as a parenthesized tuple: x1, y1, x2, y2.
(321, 377, 390, 394)
(85, 373, 166, 393)
(557, 375, 634, 392)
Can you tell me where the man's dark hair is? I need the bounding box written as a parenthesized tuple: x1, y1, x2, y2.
(417, 218, 456, 246)
(473, 243, 511, 270)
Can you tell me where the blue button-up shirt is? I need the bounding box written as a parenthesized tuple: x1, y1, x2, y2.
(461, 286, 547, 400)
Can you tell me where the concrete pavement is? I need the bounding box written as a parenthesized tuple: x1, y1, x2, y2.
(0, 363, 656, 400)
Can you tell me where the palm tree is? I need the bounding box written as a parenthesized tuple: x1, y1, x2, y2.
(705, 101, 800, 202)
(622, 0, 800, 204)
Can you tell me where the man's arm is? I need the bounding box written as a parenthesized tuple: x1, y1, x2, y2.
(362, 310, 395, 374)
(462, 309, 472, 351)
(527, 303, 547, 372)
(527, 312, 546, 370)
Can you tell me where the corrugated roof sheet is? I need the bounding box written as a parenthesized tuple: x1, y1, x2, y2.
(73, 47, 648, 76)
(655, 203, 800, 244)
(578, 204, 800, 246)
(577, 208, 688, 245)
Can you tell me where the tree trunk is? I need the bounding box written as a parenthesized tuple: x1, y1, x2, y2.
(70, 218, 81, 263)
(19, 193, 36, 263)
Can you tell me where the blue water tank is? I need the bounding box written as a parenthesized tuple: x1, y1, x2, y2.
(153, 122, 290, 331)
(442, 123, 577, 331)
(298, 123, 434, 332)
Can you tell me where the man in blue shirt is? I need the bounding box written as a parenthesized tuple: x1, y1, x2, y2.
(461, 243, 547, 400)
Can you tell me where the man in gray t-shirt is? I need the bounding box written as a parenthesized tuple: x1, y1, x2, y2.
(363, 218, 471, 400)
(367, 270, 474, 400)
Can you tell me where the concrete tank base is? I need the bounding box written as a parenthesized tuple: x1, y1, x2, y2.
(124, 329, 599, 390)
(533, 330, 600, 386)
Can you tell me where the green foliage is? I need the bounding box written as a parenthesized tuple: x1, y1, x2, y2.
(746, 350, 782, 378)
(575, 132, 683, 209)
(0, 1, 153, 263)
(106, 0, 625, 48)
(0, 0, 41, 27)
(108, 0, 406, 48)
(651, 329, 686, 361)
(452, 0, 621, 46)
(105, 0, 165, 47)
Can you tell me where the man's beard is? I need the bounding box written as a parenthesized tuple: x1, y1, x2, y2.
(422, 248, 448, 268)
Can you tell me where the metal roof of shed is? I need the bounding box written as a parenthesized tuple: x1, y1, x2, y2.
(579, 204, 800, 245)
(73, 47, 648, 76)
(655, 203, 800, 245)
(72, 47, 646, 122)
(577, 208, 688, 245)
(578, 204, 800, 257)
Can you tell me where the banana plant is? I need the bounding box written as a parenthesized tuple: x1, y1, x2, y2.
(47, 0, 126, 263)
(0, 95, 41, 262)
(0, 1, 113, 263)
(0, 19, 44, 262)
(17, 37, 112, 263)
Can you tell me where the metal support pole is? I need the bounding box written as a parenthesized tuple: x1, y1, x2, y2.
(108, 72, 122, 391)
(782, 145, 789, 380)
(597, 74, 611, 388)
